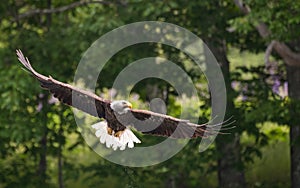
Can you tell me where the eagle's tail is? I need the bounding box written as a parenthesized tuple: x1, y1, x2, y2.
(92, 121, 141, 150)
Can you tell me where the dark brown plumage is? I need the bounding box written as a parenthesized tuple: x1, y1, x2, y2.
(16, 49, 225, 140)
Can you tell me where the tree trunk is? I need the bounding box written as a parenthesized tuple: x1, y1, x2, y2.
(46, 0, 52, 30)
(58, 123, 64, 188)
(37, 127, 48, 185)
(287, 65, 300, 188)
(206, 39, 245, 188)
(165, 176, 176, 188)
(37, 94, 49, 185)
(216, 135, 245, 188)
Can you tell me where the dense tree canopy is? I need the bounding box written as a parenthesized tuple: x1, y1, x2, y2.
(0, 1, 298, 187)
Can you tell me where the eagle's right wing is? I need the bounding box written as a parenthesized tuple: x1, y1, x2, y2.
(16, 49, 109, 118)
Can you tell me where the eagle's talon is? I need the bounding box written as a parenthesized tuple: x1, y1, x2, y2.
(114, 130, 124, 138)
(107, 127, 113, 135)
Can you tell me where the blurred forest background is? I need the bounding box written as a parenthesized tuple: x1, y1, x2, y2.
(1, 0, 300, 188)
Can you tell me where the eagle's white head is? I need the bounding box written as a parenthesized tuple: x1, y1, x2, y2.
(110, 100, 132, 115)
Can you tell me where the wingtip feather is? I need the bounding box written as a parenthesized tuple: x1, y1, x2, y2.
(16, 49, 35, 74)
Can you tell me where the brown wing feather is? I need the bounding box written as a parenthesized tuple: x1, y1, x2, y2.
(129, 109, 212, 139)
(16, 49, 109, 118)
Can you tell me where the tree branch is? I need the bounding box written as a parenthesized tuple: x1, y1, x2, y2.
(265, 40, 276, 65)
(15, 0, 124, 21)
(273, 42, 300, 67)
(234, 0, 300, 67)
(233, 0, 250, 14)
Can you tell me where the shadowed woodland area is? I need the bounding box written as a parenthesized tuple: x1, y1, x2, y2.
(1, 1, 300, 188)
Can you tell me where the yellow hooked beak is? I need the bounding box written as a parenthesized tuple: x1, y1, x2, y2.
(125, 102, 132, 109)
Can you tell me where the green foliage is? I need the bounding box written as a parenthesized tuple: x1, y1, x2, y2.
(0, 0, 295, 187)
(244, 0, 300, 41)
(0, 154, 40, 188)
(229, 64, 289, 163)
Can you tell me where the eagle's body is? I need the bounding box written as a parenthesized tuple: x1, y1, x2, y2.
(16, 50, 225, 150)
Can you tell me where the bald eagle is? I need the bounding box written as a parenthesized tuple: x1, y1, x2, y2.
(16, 50, 228, 150)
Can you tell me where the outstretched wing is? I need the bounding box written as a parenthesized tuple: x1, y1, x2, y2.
(127, 109, 222, 139)
(16, 49, 109, 118)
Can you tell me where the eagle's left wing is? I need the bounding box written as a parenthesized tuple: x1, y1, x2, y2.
(127, 109, 221, 139)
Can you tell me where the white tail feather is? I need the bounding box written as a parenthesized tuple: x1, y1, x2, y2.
(91, 121, 141, 150)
